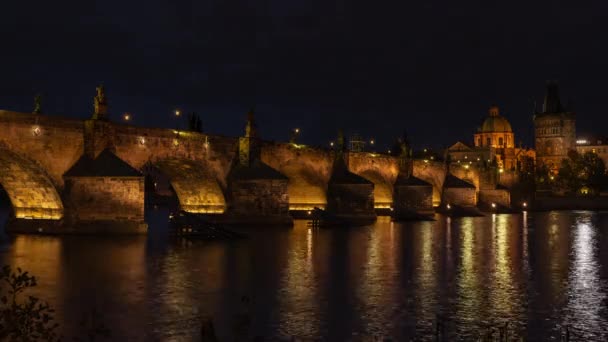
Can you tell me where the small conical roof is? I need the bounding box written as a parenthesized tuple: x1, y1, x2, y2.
(64, 149, 141, 177)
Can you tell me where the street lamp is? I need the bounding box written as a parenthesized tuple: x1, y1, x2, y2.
(123, 113, 131, 121)
(290, 128, 300, 144)
(174, 109, 181, 130)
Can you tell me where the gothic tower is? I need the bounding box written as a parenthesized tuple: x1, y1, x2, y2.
(533, 81, 576, 172)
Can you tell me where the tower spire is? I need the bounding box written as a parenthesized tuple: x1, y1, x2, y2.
(543, 81, 563, 114)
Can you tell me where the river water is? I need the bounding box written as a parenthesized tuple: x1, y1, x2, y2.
(0, 209, 607, 341)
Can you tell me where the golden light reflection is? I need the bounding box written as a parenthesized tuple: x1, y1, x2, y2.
(357, 218, 400, 332)
(491, 214, 515, 317)
(456, 217, 482, 324)
(565, 213, 603, 333)
(277, 220, 319, 338)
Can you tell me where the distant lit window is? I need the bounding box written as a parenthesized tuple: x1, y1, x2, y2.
(498, 137, 504, 146)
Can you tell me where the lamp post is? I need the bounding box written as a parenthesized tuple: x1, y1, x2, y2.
(174, 109, 181, 131)
(290, 128, 300, 144)
(123, 113, 131, 122)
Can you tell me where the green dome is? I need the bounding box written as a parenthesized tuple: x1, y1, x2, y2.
(479, 106, 512, 133)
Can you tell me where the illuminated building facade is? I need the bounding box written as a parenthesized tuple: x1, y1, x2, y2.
(575, 136, 608, 167)
(448, 105, 535, 171)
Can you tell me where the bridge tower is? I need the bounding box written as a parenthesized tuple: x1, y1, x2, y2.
(534, 81, 576, 172)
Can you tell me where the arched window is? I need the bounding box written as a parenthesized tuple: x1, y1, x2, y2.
(498, 137, 504, 146)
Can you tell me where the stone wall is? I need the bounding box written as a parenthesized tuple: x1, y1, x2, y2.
(393, 185, 433, 214)
(63, 177, 144, 222)
(442, 188, 477, 207)
(326, 183, 375, 216)
(478, 189, 511, 207)
(0, 111, 84, 187)
(227, 179, 289, 217)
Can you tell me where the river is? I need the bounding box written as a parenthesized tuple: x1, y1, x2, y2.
(1, 209, 607, 340)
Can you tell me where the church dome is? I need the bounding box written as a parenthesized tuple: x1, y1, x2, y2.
(479, 106, 512, 133)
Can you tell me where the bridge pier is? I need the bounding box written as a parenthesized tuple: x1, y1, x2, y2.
(59, 148, 147, 234)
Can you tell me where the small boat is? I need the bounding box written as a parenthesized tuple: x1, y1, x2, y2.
(169, 211, 246, 240)
(306, 207, 354, 228)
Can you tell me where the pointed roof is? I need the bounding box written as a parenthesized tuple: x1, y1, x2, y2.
(64, 149, 141, 177)
(448, 141, 473, 151)
(543, 81, 563, 114)
(444, 174, 475, 188)
(329, 156, 372, 185)
(230, 159, 287, 180)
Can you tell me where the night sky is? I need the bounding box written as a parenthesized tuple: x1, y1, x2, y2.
(2, 1, 607, 150)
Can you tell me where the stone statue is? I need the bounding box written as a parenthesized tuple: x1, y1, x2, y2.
(93, 85, 108, 120)
(245, 107, 256, 138)
(33, 94, 42, 114)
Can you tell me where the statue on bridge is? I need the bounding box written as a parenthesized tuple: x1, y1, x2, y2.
(33, 94, 42, 114)
(93, 85, 108, 120)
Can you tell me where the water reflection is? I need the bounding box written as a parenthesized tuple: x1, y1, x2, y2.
(0, 210, 607, 340)
(564, 213, 607, 339)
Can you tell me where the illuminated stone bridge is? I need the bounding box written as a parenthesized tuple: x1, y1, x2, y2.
(0, 109, 512, 232)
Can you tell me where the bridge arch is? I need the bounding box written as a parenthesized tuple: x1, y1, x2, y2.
(277, 158, 329, 210)
(412, 160, 446, 206)
(144, 158, 226, 213)
(357, 169, 394, 208)
(0, 148, 63, 219)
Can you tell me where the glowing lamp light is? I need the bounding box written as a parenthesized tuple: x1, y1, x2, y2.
(499, 168, 504, 173)
(139, 137, 146, 145)
(294, 128, 300, 134)
(424, 159, 429, 163)
(174, 109, 181, 117)
(330, 141, 334, 147)
(464, 164, 469, 169)
(523, 202, 527, 208)
(307, 210, 312, 215)
(123, 113, 131, 121)
(370, 139, 375, 145)
(32, 126, 41, 136)
(491, 203, 496, 208)
(446, 204, 451, 210)
(550, 176, 555, 181)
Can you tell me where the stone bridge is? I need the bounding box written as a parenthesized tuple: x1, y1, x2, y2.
(0, 109, 509, 227)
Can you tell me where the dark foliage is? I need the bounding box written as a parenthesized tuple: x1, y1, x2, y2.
(0, 265, 59, 341)
(557, 150, 607, 194)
